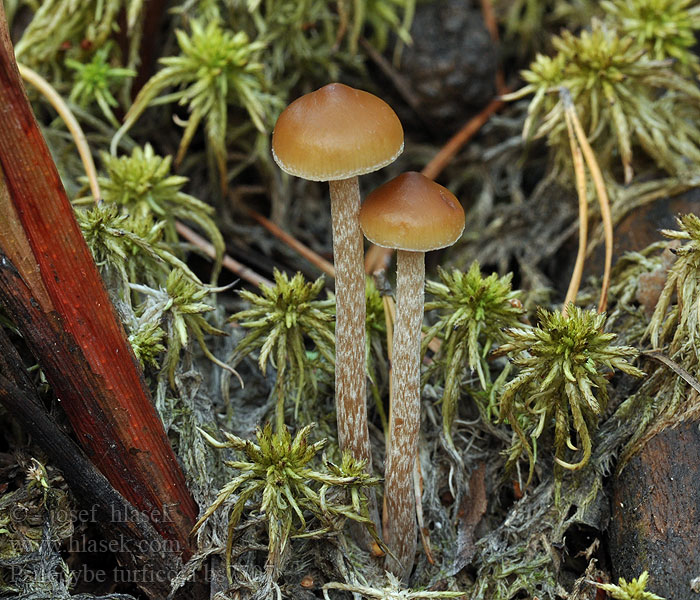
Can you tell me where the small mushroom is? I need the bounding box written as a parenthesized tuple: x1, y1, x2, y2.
(359, 172, 465, 578)
(272, 83, 404, 473)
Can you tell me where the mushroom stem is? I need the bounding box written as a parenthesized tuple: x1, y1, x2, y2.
(384, 248, 424, 578)
(328, 176, 372, 467)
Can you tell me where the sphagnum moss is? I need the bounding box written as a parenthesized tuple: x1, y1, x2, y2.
(595, 571, 666, 600)
(229, 270, 335, 430)
(111, 19, 278, 193)
(131, 269, 237, 389)
(602, 0, 700, 72)
(192, 423, 382, 582)
(498, 305, 644, 495)
(95, 144, 224, 280)
(127, 321, 167, 370)
(323, 572, 465, 599)
(613, 214, 700, 470)
(237, 0, 347, 82)
(66, 44, 135, 127)
(648, 213, 700, 359)
(505, 20, 700, 181)
(76, 202, 200, 292)
(423, 262, 524, 445)
(13, 0, 142, 68)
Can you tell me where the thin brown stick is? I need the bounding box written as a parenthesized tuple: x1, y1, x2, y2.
(642, 350, 700, 394)
(174, 221, 272, 288)
(562, 105, 588, 316)
(478, 0, 506, 94)
(479, 0, 499, 43)
(377, 270, 394, 546)
(365, 242, 394, 274)
(562, 89, 613, 313)
(422, 96, 506, 180)
(359, 37, 422, 113)
(247, 207, 336, 278)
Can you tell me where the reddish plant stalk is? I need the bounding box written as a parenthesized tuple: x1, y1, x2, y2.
(0, 5, 196, 553)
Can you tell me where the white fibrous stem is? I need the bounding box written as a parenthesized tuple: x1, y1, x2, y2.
(384, 249, 424, 578)
(329, 177, 372, 467)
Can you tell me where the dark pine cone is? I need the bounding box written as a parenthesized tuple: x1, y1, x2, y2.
(399, 0, 498, 134)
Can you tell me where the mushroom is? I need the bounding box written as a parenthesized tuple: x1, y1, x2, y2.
(359, 172, 465, 578)
(271, 83, 404, 472)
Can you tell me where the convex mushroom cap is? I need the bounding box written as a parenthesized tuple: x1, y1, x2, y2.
(271, 83, 404, 181)
(359, 171, 465, 252)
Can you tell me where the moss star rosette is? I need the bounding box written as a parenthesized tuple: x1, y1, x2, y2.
(498, 305, 644, 494)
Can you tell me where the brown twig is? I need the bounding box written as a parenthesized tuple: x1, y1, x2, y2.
(376, 270, 395, 434)
(175, 220, 272, 288)
(247, 207, 336, 278)
(422, 96, 506, 180)
(479, 0, 500, 43)
(359, 36, 422, 114)
(641, 350, 700, 394)
(479, 0, 506, 94)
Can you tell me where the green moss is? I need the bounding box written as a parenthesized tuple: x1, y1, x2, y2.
(648, 214, 700, 358)
(423, 262, 524, 446)
(323, 572, 464, 598)
(602, 0, 700, 71)
(506, 20, 700, 182)
(96, 144, 224, 280)
(193, 423, 381, 582)
(112, 19, 279, 193)
(230, 270, 335, 430)
(76, 201, 200, 291)
(498, 306, 643, 495)
(596, 571, 666, 600)
(616, 214, 700, 470)
(130, 269, 234, 388)
(66, 43, 135, 126)
(14, 0, 141, 69)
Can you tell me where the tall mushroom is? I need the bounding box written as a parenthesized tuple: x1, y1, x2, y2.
(271, 83, 404, 472)
(359, 172, 465, 578)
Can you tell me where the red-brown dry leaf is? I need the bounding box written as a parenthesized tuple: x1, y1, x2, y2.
(452, 462, 488, 574)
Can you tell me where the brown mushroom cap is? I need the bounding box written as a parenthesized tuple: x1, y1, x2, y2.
(359, 172, 465, 252)
(271, 83, 404, 182)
